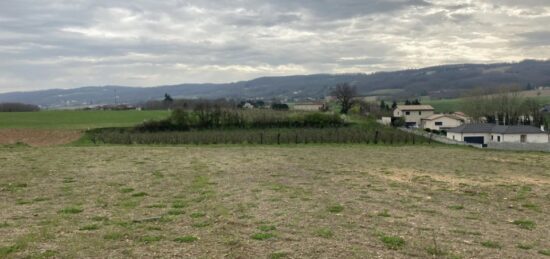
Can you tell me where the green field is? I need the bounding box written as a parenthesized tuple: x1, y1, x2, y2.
(424, 95, 550, 113)
(1, 145, 548, 258)
(0, 110, 170, 129)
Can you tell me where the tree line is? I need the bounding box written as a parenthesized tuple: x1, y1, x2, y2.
(0, 102, 40, 112)
(461, 87, 547, 127)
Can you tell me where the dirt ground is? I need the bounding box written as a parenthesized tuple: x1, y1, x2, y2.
(0, 145, 549, 258)
(0, 129, 82, 147)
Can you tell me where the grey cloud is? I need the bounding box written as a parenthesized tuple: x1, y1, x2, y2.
(0, 0, 549, 92)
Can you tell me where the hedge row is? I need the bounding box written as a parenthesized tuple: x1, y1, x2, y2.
(89, 128, 429, 145)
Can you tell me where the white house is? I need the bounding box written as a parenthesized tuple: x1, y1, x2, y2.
(446, 124, 549, 144)
(393, 105, 435, 127)
(421, 114, 466, 131)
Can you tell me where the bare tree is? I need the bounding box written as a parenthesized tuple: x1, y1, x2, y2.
(331, 83, 357, 114)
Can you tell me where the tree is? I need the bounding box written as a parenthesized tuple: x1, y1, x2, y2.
(164, 93, 174, 102)
(331, 83, 357, 114)
(391, 101, 398, 109)
(0, 103, 40, 112)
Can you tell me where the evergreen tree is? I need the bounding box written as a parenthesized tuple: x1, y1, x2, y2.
(164, 93, 174, 102)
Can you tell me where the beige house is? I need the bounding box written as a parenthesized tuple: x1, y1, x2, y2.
(421, 114, 466, 131)
(447, 124, 549, 144)
(393, 105, 435, 127)
(293, 102, 325, 111)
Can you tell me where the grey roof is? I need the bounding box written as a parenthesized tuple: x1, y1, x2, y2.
(447, 124, 546, 134)
(447, 124, 495, 133)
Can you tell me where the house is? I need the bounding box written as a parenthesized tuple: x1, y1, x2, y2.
(292, 102, 325, 111)
(452, 112, 471, 123)
(242, 102, 254, 109)
(393, 105, 435, 127)
(421, 114, 466, 131)
(446, 124, 549, 144)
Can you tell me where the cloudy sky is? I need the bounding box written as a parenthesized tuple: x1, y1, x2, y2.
(0, 0, 549, 92)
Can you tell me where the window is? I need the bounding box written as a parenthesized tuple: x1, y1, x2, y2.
(435, 122, 443, 126)
(491, 135, 494, 141)
(497, 136, 501, 142)
(419, 111, 422, 115)
(520, 135, 526, 143)
(405, 111, 410, 115)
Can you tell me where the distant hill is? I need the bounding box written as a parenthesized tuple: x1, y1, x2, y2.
(1, 60, 549, 108)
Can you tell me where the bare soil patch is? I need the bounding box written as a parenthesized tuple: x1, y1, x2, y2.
(0, 129, 82, 147)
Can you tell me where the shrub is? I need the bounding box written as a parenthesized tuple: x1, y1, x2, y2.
(392, 117, 405, 127)
(271, 103, 289, 110)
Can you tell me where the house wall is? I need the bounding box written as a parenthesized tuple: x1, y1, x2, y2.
(446, 132, 491, 144)
(422, 117, 463, 131)
(498, 133, 549, 143)
(394, 109, 434, 126)
(293, 104, 322, 111)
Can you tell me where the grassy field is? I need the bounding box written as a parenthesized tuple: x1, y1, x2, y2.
(1, 145, 549, 258)
(424, 92, 550, 113)
(0, 110, 170, 129)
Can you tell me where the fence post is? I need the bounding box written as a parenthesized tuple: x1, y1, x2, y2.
(260, 132, 264, 145)
(412, 135, 415, 145)
(374, 131, 379, 144)
(277, 133, 281, 145)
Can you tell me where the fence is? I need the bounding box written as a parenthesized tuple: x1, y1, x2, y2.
(398, 128, 483, 148)
(89, 128, 430, 145)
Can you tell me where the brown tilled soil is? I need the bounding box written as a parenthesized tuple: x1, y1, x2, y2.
(0, 129, 82, 147)
(0, 145, 549, 258)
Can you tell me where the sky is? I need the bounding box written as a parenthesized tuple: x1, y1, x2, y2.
(0, 0, 549, 93)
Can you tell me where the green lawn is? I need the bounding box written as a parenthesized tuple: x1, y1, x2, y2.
(0, 110, 170, 129)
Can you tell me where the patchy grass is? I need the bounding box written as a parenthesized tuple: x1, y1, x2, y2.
(258, 225, 276, 232)
(174, 236, 198, 243)
(380, 235, 405, 250)
(327, 204, 344, 213)
(140, 236, 163, 243)
(377, 209, 391, 217)
(79, 224, 100, 231)
(517, 243, 533, 250)
(481, 240, 502, 249)
(251, 233, 275, 241)
(314, 228, 334, 238)
(1, 145, 549, 258)
(58, 206, 83, 214)
(512, 220, 536, 230)
(131, 192, 148, 197)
